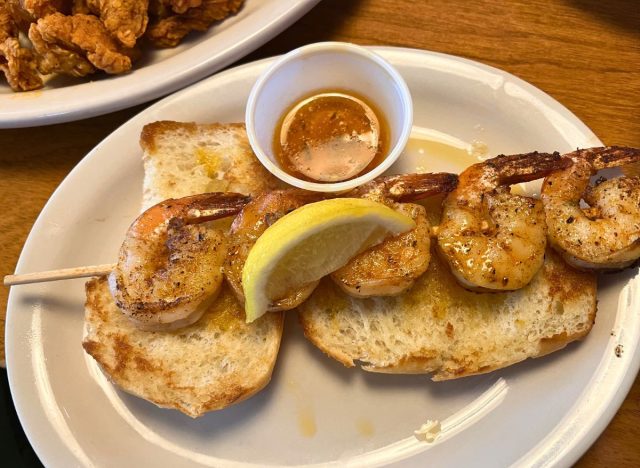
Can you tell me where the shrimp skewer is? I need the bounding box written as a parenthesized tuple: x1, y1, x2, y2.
(330, 173, 457, 297)
(541, 146, 640, 270)
(436, 152, 570, 291)
(109, 192, 251, 331)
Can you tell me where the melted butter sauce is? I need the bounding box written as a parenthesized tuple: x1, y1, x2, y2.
(285, 379, 317, 437)
(297, 406, 317, 437)
(196, 148, 224, 178)
(402, 127, 478, 175)
(274, 90, 389, 183)
(356, 418, 375, 438)
(399, 126, 497, 178)
(400, 127, 527, 195)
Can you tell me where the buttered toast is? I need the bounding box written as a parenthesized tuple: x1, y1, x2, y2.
(298, 201, 597, 380)
(84, 278, 283, 417)
(140, 121, 283, 209)
(83, 121, 284, 417)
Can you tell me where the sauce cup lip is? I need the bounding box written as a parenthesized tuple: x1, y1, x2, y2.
(245, 41, 413, 193)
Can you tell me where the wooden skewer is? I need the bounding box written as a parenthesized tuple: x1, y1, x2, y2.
(3, 263, 116, 286)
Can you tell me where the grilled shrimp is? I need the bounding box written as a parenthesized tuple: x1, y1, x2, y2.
(541, 146, 640, 270)
(437, 152, 570, 291)
(225, 173, 458, 305)
(109, 192, 251, 331)
(330, 173, 458, 297)
(224, 190, 325, 311)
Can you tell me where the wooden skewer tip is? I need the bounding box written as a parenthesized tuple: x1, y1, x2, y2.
(3, 263, 116, 287)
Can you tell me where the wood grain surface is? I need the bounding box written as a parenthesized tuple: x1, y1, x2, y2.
(1, 0, 638, 465)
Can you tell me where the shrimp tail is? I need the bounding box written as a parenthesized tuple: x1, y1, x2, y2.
(488, 151, 572, 185)
(185, 192, 252, 224)
(566, 146, 640, 171)
(380, 172, 459, 202)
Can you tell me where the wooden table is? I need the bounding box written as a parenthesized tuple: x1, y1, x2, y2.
(1, 0, 638, 465)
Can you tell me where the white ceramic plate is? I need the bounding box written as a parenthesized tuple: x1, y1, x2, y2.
(0, 0, 320, 128)
(6, 47, 639, 467)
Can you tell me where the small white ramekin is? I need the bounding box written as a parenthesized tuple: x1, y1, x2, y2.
(245, 42, 413, 192)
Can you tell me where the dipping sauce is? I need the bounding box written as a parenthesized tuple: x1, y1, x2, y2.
(274, 90, 389, 182)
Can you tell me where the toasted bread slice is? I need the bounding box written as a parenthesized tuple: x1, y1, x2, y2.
(84, 278, 284, 417)
(300, 250, 596, 380)
(140, 121, 283, 209)
(299, 199, 597, 380)
(83, 121, 285, 416)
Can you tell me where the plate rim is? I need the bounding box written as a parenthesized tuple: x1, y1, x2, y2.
(0, 0, 321, 129)
(7, 45, 639, 467)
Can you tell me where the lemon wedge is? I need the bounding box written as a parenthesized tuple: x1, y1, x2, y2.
(242, 198, 415, 322)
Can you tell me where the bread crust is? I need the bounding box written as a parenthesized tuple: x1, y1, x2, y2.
(140, 121, 246, 154)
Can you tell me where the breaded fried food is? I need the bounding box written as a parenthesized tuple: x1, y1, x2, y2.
(70, 0, 91, 14)
(5, 1, 29, 31)
(28, 13, 132, 75)
(85, 0, 149, 48)
(146, 0, 242, 48)
(0, 38, 43, 90)
(150, 0, 203, 15)
(28, 23, 94, 76)
(20, 0, 70, 19)
(6, 0, 71, 26)
(2, 0, 242, 91)
(166, 0, 203, 14)
(0, 5, 20, 43)
(0, 3, 43, 91)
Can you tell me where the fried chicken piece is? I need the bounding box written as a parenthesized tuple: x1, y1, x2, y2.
(28, 22, 94, 76)
(29, 13, 132, 76)
(82, 0, 149, 48)
(0, 38, 44, 90)
(71, 0, 91, 14)
(6, 1, 33, 31)
(166, 0, 203, 14)
(146, 0, 243, 48)
(0, 4, 19, 42)
(148, 0, 203, 17)
(0, 3, 43, 91)
(6, 0, 71, 28)
(21, 0, 71, 19)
